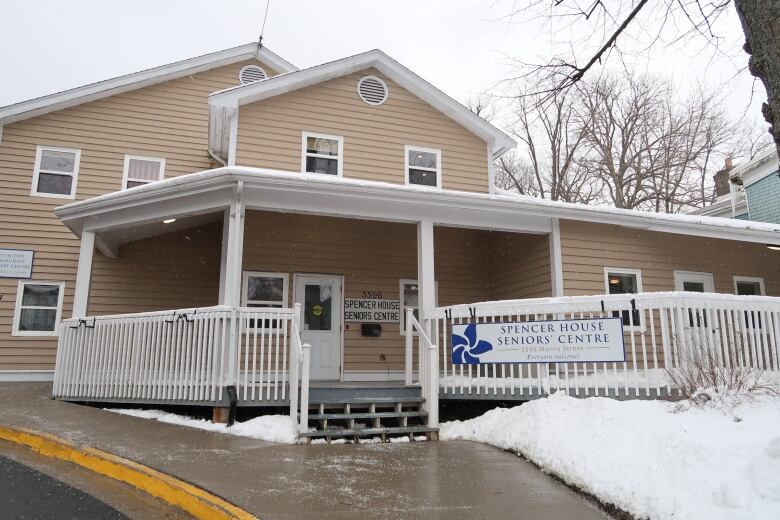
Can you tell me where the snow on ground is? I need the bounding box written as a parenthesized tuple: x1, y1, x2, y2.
(440, 391, 780, 520)
(108, 409, 297, 444)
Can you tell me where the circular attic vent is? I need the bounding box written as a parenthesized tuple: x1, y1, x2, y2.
(239, 65, 267, 84)
(357, 75, 388, 105)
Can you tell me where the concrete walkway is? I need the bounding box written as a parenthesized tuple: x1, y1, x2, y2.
(0, 383, 611, 519)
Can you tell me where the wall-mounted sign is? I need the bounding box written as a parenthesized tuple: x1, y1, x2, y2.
(452, 318, 625, 364)
(0, 249, 34, 279)
(344, 297, 400, 322)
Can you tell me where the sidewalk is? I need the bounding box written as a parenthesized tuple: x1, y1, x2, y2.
(0, 382, 610, 519)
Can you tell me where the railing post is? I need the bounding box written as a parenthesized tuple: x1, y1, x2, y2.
(299, 343, 311, 434)
(289, 304, 303, 426)
(226, 306, 239, 388)
(427, 343, 439, 427)
(405, 307, 414, 385)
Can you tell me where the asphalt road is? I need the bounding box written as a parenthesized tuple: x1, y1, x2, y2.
(0, 455, 127, 520)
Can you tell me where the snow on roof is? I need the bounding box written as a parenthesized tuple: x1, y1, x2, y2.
(55, 167, 780, 245)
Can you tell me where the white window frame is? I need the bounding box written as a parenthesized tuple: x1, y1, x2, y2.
(12, 281, 66, 337)
(404, 145, 442, 189)
(242, 271, 289, 307)
(31, 145, 81, 199)
(603, 268, 644, 331)
(733, 276, 765, 296)
(242, 271, 289, 331)
(301, 131, 343, 177)
(121, 154, 165, 190)
(673, 271, 715, 293)
(399, 278, 439, 336)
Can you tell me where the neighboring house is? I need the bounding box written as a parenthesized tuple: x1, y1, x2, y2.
(0, 43, 778, 440)
(696, 148, 780, 223)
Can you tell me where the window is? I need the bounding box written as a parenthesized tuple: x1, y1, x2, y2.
(31, 146, 80, 198)
(122, 155, 165, 189)
(242, 272, 288, 329)
(735, 276, 766, 329)
(673, 271, 714, 293)
(13, 282, 65, 336)
(604, 268, 643, 329)
(399, 279, 438, 335)
(405, 146, 441, 188)
(734, 276, 765, 296)
(301, 132, 343, 176)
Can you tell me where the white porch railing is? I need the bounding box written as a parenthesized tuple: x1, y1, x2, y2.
(53, 304, 312, 432)
(425, 292, 780, 399)
(405, 307, 439, 427)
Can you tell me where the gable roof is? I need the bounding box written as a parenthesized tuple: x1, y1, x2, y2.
(207, 49, 516, 161)
(0, 43, 297, 126)
(730, 147, 779, 187)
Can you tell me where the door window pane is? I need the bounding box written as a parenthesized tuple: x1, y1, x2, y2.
(305, 284, 332, 331)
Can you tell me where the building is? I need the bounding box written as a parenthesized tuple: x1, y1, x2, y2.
(697, 148, 780, 224)
(1, 43, 779, 440)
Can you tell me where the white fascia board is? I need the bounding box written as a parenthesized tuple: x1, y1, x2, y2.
(0, 43, 296, 126)
(208, 50, 517, 155)
(729, 148, 779, 183)
(54, 167, 780, 245)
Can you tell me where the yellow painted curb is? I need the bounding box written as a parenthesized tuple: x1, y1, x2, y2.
(0, 424, 257, 520)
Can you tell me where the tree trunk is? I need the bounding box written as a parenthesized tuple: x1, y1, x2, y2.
(734, 0, 780, 157)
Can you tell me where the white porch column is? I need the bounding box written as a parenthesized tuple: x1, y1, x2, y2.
(222, 183, 245, 390)
(416, 220, 436, 332)
(221, 182, 245, 307)
(72, 230, 95, 318)
(549, 218, 564, 297)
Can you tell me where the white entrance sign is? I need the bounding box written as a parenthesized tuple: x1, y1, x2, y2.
(0, 249, 34, 279)
(344, 298, 400, 322)
(452, 318, 625, 364)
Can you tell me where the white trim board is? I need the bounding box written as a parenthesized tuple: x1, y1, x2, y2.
(0, 43, 296, 126)
(52, 166, 780, 246)
(0, 370, 55, 382)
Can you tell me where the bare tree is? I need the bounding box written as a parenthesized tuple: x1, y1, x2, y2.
(504, 1, 780, 156)
(505, 85, 599, 203)
(494, 151, 540, 195)
(576, 74, 736, 211)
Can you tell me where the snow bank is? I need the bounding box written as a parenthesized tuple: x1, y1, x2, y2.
(108, 409, 297, 444)
(440, 393, 780, 520)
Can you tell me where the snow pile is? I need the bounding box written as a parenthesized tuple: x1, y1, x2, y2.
(440, 392, 780, 520)
(108, 409, 297, 444)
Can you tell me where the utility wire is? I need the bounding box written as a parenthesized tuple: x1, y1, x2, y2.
(258, 0, 271, 48)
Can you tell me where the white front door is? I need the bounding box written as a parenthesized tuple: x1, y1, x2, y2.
(294, 274, 342, 380)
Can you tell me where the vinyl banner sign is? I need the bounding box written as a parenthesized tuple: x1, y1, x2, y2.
(452, 318, 625, 364)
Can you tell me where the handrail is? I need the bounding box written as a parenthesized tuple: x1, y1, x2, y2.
(404, 307, 439, 428)
(430, 291, 780, 319)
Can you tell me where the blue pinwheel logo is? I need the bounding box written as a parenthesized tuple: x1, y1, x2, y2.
(452, 323, 493, 364)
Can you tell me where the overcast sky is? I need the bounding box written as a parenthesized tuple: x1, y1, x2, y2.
(0, 0, 767, 131)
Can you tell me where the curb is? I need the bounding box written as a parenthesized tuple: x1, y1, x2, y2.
(0, 424, 257, 520)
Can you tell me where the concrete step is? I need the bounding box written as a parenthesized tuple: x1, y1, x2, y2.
(308, 411, 428, 421)
(300, 425, 438, 440)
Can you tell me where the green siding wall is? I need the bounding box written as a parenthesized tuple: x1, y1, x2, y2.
(745, 171, 780, 224)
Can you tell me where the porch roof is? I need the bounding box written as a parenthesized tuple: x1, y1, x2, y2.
(54, 167, 780, 251)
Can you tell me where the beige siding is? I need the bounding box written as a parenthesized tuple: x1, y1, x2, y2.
(560, 220, 780, 296)
(489, 232, 552, 300)
(89, 223, 222, 316)
(0, 59, 276, 370)
(235, 68, 490, 192)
